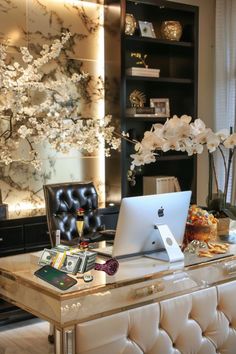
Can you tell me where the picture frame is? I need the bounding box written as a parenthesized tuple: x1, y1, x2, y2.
(138, 21, 156, 38)
(150, 98, 170, 117)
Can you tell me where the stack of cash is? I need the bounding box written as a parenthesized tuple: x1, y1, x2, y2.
(38, 245, 97, 274)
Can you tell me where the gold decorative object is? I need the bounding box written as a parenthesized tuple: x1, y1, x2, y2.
(131, 52, 148, 68)
(160, 21, 182, 41)
(184, 205, 218, 245)
(129, 90, 146, 108)
(184, 222, 217, 243)
(125, 14, 137, 36)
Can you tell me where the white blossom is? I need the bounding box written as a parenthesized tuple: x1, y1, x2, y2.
(0, 33, 120, 167)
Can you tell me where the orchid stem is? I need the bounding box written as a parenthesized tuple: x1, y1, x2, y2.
(224, 146, 235, 200)
(211, 153, 219, 194)
(218, 145, 229, 200)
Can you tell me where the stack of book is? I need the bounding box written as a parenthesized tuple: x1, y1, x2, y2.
(126, 67, 160, 77)
(126, 107, 158, 117)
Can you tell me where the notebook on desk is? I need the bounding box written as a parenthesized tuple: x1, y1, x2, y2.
(94, 191, 191, 260)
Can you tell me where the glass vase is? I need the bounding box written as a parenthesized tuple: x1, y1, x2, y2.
(207, 192, 226, 213)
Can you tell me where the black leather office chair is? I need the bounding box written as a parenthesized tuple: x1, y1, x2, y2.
(43, 181, 114, 246)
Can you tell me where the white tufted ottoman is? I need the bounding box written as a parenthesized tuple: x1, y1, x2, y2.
(76, 280, 236, 354)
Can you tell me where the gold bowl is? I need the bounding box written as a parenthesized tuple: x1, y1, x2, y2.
(160, 21, 182, 41)
(184, 222, 217, 243)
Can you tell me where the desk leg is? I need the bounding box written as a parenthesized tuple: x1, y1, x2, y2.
(48, 323, 55, 343)
(54, 326, 76, 354)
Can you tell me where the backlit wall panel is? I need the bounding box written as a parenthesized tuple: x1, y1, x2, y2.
(0, 0, 105, 217)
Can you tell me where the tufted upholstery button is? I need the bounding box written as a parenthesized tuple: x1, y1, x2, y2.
(76, 281, 236, 354)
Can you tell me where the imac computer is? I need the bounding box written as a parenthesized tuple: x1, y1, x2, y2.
(96, 190, 192, 262)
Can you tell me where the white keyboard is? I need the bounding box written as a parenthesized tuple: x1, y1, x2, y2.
(93, 245, 113, 257)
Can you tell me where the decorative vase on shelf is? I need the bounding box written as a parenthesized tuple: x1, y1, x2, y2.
(125, 14, 137, 36)
(160, 21, 182, 41)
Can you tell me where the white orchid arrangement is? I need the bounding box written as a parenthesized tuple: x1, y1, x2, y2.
(0, 32, 120, 169)
(129, 115, 236, 206)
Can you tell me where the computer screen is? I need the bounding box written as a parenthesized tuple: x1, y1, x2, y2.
(112, 190, 191, 259)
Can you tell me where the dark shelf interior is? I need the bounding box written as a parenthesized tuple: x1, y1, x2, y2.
(104, 0, 199, 203)
(126, 76, 193, 83)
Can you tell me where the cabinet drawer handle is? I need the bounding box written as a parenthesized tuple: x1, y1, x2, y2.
(224, 262, 236, 275)
(134, 282, 165, 298)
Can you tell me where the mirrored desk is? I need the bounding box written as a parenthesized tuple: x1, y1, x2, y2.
(1, 247, 236, 354)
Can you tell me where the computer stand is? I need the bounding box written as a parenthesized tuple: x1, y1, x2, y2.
(144, 224, 184, 263)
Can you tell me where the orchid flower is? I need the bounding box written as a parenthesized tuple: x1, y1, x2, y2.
(129, 115, 236, 204)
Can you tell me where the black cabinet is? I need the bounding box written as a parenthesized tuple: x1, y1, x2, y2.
(105, 0, 198, 203)
(0, 215, 50, 326)
(0, 215, 50, 257)
(24, 222, 50, 252)
(0, 225, 24, 256)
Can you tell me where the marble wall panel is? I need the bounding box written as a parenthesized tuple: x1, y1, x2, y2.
(27, 0, 103, 61)
(0, 0, 106, 218)
(0, 0, 27, 50)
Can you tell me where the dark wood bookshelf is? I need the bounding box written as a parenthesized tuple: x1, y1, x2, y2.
(104, 0, 199, 203)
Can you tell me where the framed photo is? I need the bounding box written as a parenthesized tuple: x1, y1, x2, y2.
(150, 98, 170, 117)
(138, 21, 156, 38)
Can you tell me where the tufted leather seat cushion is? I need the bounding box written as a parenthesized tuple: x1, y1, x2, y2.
(76, 280, 236, 354)
(43, 181, 108, 246)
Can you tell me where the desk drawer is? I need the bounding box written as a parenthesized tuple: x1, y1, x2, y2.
(0, 226, 24, 255)
(61, 272, 202, 324)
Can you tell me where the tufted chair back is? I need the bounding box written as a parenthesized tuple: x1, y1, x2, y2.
(43, 181, 106, 246)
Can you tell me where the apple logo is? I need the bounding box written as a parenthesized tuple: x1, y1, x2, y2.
(158, 207, 164, 217)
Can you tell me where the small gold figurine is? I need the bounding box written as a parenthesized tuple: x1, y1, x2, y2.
(131, 52, 148, 68)
(129, 89, 146, 108)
